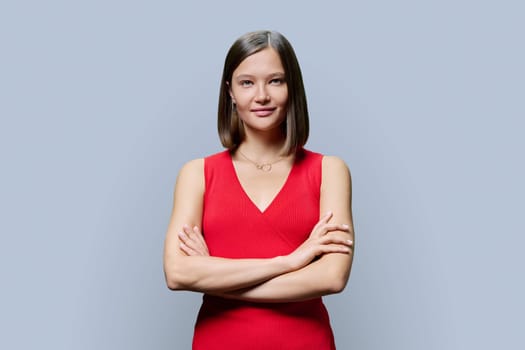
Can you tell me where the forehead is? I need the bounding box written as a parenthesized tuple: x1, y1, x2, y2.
(233, 47, 285, 77)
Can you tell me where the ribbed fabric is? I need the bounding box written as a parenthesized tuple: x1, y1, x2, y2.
(193, 149, 336, 350)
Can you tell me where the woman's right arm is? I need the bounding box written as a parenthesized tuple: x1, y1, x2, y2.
(163, 159, 348, 293)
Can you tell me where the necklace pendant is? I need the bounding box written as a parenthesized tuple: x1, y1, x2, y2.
(238, 149, 281, 172)
(257, 163, 272, 172)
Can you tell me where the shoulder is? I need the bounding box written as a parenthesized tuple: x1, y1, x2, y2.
(300, 149, 348, 171)
(319, 156, 352, 210)
(321, 155, 352, 189)
(301, 148, 350, 177)
(179, 150, 229, 176)
(322, 156, 350, 176)
(179, 158, 204, 177)
(175, 158, 205, 195)
(177, 150, 231, 187)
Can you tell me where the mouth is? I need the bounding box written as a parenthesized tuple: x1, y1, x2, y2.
(251, 107, 277, 117)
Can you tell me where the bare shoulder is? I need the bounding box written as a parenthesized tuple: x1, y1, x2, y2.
(322, 155, 351, 181)
(175, 158, 205, 193)
(180, 158, 204, 175)
(174, 158, 204, 181)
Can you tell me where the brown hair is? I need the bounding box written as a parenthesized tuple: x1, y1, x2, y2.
(217, 30, 309, 155)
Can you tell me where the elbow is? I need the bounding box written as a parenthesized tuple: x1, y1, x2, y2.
(164, 254, 198, 291)
(327, 277, 348, 294)
(164, 264, 191, 291)
(323, 256, 353, 295)
(324, 271, 349, 294)
(165, 275, 184, 291)
(164, 259, 208, 292)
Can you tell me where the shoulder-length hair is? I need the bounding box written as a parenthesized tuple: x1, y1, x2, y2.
(217, 30, 309, 156)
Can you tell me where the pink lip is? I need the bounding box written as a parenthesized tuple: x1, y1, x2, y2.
(251, 107, 276, 117)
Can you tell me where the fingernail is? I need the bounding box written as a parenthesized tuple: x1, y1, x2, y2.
(325, 211, 332, 216)
(347, 240, 353, 245)
(342, 224, 349, 229)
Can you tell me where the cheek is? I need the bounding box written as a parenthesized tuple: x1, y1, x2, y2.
(278, 93, 289, 107)
(278, 87, 289, 104)
(232, 91, 252, 107)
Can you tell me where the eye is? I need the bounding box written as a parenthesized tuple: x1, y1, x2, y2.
(239, 80, 253, 87)
(269, 78, 284, 85)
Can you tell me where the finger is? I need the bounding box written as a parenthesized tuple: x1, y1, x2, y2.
(319, 211, 333, 225)
(319, 235, 353, 247)
(181, 225, 209, 256)
(182, 224, 195, 236)
(192, 226, 209, 254)
(180, 235, 208, 256)
(179, 241, 198, 256)
(330, 223, 350, 231)
(187, 226, 206, 246)
(315, 238, 353, 252)
(182, 225, 203, 246)
(192, 226, 207, 246)
(178, 230, 190, 243)
(304, 243, 351, 260)
(319, 244, 352, 254)
(179, 231, 202, 253)
(193, 226, 209, 254)
(318, 223, 351, 235)
(311, 212, 333, 233)
(311, 217, 336, 238)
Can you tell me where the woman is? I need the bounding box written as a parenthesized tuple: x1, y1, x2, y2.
(163, 30, 355, 349)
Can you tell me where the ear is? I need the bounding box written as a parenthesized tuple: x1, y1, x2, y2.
(226, 81, 236, 104)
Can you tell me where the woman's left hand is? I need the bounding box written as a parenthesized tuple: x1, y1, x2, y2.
(178, 225, 210, 256)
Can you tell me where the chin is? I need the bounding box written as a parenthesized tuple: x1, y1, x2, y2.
(245, 120, 286, 133)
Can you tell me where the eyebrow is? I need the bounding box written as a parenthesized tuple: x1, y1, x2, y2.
(234, 72, 285, 80)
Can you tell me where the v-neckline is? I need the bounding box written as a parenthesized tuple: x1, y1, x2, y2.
(228, 152, 296, 214)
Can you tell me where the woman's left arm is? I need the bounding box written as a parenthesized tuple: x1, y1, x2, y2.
(183, 156, 354, 302)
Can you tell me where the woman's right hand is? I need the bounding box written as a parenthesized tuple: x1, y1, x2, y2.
(178, 224, 210, 257)
(285, 212, 353, 271)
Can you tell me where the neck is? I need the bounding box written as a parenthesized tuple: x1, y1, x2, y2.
(239, 128, 287, 161)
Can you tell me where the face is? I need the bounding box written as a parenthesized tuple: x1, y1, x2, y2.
(229, 47, 288, 135)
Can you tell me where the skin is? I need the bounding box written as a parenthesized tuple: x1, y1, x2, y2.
(163, 47, 355, 302)
(229, 47, 289, 138)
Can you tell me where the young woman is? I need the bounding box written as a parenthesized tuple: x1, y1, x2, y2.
(163, 30, 355, 349)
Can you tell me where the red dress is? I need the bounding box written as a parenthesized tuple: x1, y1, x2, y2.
(193, 149, 336, 349)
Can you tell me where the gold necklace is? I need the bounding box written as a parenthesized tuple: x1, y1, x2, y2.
(237, 149, 284, 172)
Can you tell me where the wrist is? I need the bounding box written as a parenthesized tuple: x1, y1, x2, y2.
(272, 255, 295, 273)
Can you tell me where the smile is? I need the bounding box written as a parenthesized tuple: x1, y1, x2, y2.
(251, 107, 276, 117)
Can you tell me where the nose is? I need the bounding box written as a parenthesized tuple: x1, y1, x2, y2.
(254, 84, 270, 103)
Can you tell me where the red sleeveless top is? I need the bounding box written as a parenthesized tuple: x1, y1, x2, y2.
(193, 149, 336, 349)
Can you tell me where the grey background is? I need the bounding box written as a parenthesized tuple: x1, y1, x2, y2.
(1, 0, 523, 349)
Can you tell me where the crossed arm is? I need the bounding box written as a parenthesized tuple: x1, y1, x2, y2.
(163, 156, 355, 302)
